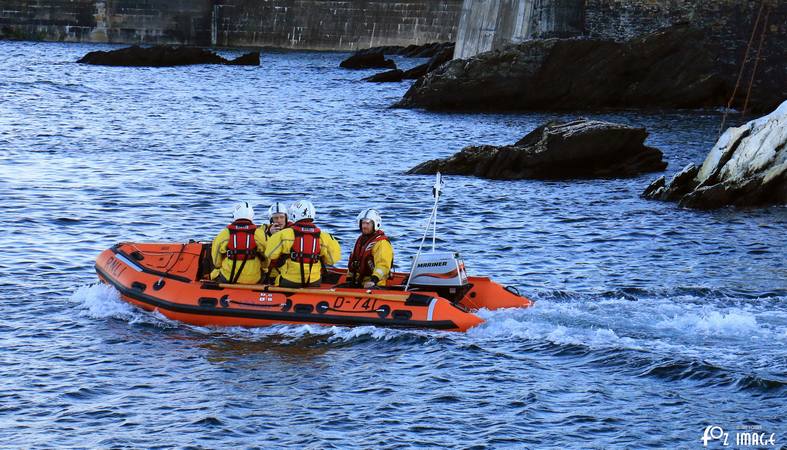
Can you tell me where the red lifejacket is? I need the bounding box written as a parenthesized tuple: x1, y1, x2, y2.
(283, 221, 322, 287)
(289, 221, 321, 264)
(226, 219, 258, 261)
(348, 230, 388, 282)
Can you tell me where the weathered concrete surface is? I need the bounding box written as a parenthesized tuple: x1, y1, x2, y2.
(395, 25, 784, 114)
(213, 0, 462, 50)
(0, 0, 211, 44)
(453, 0, 785, 113)
(455, 0, 582, 59)
(77, 45, 259, 66)
(643, 100, 787, 209)
(456, 0, 786, 61)
(408, 119, 666, 179)
(2, 0, 784, 69)
(0, 0, 461, 50)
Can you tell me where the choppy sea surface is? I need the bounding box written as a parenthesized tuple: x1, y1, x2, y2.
(0, 41, 785, 448)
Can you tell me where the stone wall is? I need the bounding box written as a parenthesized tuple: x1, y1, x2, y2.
(455, 0, 583, 58)
(212, 0, 462, 50)
(0, 0, 98, 41)
(583, 0, 786, 69)
(455, 0, 786, 63)
(0, 0, 212, 44)
(0, 0, 461, 50)
(2, 0, 784, 61)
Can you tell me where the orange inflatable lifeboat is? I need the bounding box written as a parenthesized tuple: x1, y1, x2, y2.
(95, 242, 533, 332)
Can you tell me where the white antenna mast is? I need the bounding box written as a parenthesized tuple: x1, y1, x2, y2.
(431, 172, 443, 252)
(405, 172, 443, 291)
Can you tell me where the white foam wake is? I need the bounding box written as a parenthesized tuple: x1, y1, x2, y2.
(209, 323, 441, 344)
(68, 283, 174, 326)
(655, 309, 760, 336)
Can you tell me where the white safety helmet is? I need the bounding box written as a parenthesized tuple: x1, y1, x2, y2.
(289, 200, 315, 222)
(357, 208, 382, 231)
(232, 201, 255, 221)
(267, 202, 288, 221)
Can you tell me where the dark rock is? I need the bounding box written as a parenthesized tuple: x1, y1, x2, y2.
(410, 42, 441, 58)
(412, 42, 454, 58)
(402, 63, 428, 79)
(394, 25, 783, 113)
(339, 49, 396, 70)
(77, 45, 259, 67)
(226, 51, 260, 66)
(402, 46, 456, 79)
(643, 100, 787, 209)
(399, 44, 423, 57)
(642, 176, 666, 199)
(364, 69, 404, 82)
(662, 163, 700, 200)
(407, 119, 666, 180)
(361, 45, 406, 55)
(425, 46, 454, 72)
(345, 42, 454, 78)
(678, 182, 736, 210)
(352, 42, 454, 58)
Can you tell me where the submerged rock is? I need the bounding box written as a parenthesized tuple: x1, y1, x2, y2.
(402, 46, 455, 79)
(363, 69, 404, 82)
(349, 42, 455, 79)
(77, 45, 260, 67)
(394, 25, 783, 113)
(399, 42, 455, 58)
(408, 119, 666, 179)
(226, 51, 260, 66)
(360, 42, 454, 58)
(339, 49, 396, 70)
(643, 100, 787, 209)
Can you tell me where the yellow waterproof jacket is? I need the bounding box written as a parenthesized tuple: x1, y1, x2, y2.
(264, 223, 341, 286)
(366, 239, 394, 286)
(349, 236, 394, 286)
(260, 223, 279, 280)
(210, 225, 268, 284)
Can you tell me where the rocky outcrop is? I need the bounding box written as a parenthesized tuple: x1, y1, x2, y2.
(398, 42, 455, 58)
(363, 69, 404, 82)
(77, 46, 260, 67)
(366, 46, 455, 82)
(408, 119, 666, 179)
(339, 49, 397, 70)
(358, 42, 455, 58)
(401, 46, 455, 79)
(349, 42, 454, 78)
(394, 25, 783, 114)
(226, 51, 260, 66)
(643, 100, 787, 209)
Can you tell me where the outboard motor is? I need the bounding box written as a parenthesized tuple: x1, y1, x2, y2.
(408, 252, 470, 302)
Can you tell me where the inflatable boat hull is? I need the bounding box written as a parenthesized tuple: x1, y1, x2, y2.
(95, 242, 533, 332)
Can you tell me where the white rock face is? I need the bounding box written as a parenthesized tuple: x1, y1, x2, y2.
(644, 100, 787, 209)
(699, 101, 787, 186)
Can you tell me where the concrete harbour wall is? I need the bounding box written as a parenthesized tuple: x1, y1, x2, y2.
(213, 0, 462, 50)
(454, 0, 787, 63)
(0, 0, 462, 50)
(1, 0, 784, 62)
(0, 0, 212, 45)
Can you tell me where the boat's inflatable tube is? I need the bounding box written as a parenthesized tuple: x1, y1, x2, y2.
(95, 242, 533, 332)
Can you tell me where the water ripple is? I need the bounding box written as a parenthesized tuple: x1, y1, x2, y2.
(0, 40, 784, 447)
